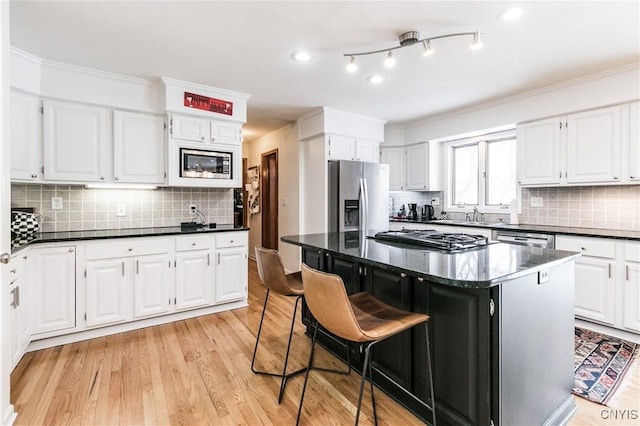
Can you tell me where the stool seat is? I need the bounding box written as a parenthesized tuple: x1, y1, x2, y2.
(284, 272, 304, 296)
(349, 292, 429, 342)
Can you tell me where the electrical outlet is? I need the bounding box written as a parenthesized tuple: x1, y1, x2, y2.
(117, 205, 127, 217)
(189, 205, 197, 215)
(51, 197, 63, 210)
(530, 196, 544, 207)
(431, 197, 440, 206)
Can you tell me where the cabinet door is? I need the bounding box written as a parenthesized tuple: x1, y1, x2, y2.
(214, 247, 247, 304)
(9, 254, 29, 370)
(573, 256, 615, 325)
(85, 259, 129, 327)
(380, 147, 405, 191)
(31, 246, 76, 335)
(210, 120, 240, 144)
(10, 92, 43, 181)
(624, 261, 640, 332)
(327, 135, 356, 161)
(175, 251, 212, 310)
(170, 114, 208, 143)
(134, 254, 172, 318)
(43, 100, 108, 182)
(405, 143, 429, 190)
(629, 101, 639, 181)
(516, 118, 561, 185)
(355, 139, 379, 162)
(566, 106, 621, 183)
(113, 111, 165, 184)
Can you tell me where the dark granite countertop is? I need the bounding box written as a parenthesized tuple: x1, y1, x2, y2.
(282, 232, 580, 288)
(11, 225, 249, 253)
(389, 218, 640, 241)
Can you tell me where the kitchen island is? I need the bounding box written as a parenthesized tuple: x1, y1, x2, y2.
(282, 232, 580, 426)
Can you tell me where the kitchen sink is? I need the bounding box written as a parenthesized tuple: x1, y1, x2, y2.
(431, 220, 507, 226)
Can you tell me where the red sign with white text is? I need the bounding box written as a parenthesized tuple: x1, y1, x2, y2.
(184, 92, 233, 116)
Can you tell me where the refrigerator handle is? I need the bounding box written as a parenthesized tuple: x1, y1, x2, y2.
(360, 178, 369, 234)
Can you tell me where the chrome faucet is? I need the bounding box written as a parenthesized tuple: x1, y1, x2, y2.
(472, 206, 479, 222)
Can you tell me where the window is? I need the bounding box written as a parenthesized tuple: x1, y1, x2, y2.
(447, 130, 516, 212)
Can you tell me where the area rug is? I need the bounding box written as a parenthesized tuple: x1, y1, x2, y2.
(573, 327, 639, 405)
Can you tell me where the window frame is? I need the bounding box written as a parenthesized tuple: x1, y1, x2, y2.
(445, 129, 517, 214)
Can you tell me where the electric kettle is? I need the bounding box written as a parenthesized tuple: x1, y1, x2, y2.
(422, 205, 435, 221)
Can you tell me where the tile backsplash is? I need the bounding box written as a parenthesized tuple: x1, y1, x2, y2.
(11, 184, 233, 233)
(521, 185, 640, 231)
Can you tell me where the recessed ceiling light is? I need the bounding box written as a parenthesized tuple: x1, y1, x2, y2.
(367, 75, 384, 84)
(498, 6, 527, 22)
(290, 51, 311, 62)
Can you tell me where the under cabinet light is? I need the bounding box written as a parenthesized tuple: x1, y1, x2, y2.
(85, 184, 158, 190)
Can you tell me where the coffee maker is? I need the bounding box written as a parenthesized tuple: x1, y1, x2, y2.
(408, 203, 418, 220)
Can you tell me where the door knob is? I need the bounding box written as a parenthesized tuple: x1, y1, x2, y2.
(0, 253, 9, 264)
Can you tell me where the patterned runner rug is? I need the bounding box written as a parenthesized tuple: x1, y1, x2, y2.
(573, 327, 639, 405)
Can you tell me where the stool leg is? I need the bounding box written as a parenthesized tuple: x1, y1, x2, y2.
(251, 289, 271, 374)
(277, 295, 303, 403)
(355, 341, 376, 426)
(296, 320, 319, 426)
(425, 321, 436, 426)
(368, 345, 377, 426)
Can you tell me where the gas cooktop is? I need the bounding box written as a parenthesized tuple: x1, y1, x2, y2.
(371, 229, 492, 252)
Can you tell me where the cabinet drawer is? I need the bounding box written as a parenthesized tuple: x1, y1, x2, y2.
(86, 238, 171, 260)
(556, 236, 615, 259)
(176, 235, 213, 251)
(624, 243, 640, 263)
(215, 232, 247, 248)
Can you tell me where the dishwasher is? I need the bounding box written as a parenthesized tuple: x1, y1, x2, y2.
(492, 229, 555, 248)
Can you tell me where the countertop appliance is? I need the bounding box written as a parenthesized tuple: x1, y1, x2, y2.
(372, 229, 491, 252)
(328, 160, 389, 236)
(408, 203, 418, 220)
(492, 229, 555, 248)
(422, 205, 435, 221)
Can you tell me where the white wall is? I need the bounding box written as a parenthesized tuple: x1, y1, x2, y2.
(384, 64, 640, 145)
(244, 123, 301, 273)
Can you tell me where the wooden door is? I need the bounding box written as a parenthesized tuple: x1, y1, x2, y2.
(261, 149, 278, 249)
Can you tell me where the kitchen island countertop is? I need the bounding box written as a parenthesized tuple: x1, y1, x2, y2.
(282, 231, 579, 288)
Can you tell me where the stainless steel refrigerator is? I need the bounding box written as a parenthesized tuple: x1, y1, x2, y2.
(328, 160, 389, 236)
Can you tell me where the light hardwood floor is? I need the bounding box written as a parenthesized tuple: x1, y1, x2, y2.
(10, 260, 640, 425)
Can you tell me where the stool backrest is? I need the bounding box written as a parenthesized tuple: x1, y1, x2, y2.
(255, 246, 296, 296)
(301, 263, 364, 342)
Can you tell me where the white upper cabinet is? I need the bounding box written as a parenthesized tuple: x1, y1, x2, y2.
(566, 105, 621, 183)
(10, 92, 43, 182)
(43, 100, 108, 182)
(170, 114, 241, 145)
(380, 147, 405, 191)
(113, 111, 165, 184)
(380, 142, 440, 191)
(516, 117, 561, 185)
(517, 103, 631, 187)
(327, 135, 379, 162)
(628, 101, 639, 182)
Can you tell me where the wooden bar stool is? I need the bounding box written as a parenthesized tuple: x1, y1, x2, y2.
(297, 263, 436, 426)
(252, 247, 350, 404)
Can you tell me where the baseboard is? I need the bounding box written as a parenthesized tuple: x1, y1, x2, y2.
(2, 403, 17, 426)
(543, 395, 577, 426)
(575, 319, 640, 344)
(27, 299, 248, 352)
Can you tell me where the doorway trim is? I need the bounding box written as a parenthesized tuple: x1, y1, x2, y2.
(261, 149, 278, 249)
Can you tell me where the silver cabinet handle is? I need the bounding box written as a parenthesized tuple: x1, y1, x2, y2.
(200, 136, 204, 141)
(115, 177, 119, 181)
(400, 272, 406, 278)
(122, 261, 125, 276)
(608, 263, 612, 279)
(68, 248, 74, 253)
(192, 242, 196, 246)
(9, 288, 16, 308)
(0, 253, 9, 264)
(207, 253, 210, 266)
(626, 265, 630, 281)
(23, 255, 27, 260)
(15, 286, 20, 307)
(10, 269, 16, 274)
(417, 277, 424, 282)
(631, 176, 636, 179)
(136, 260, 139, 274)
(100, 176, 105, 180)
(218, 253, 221, 264)
(613, 176, 619, 180)
(128, 248, 133, 252)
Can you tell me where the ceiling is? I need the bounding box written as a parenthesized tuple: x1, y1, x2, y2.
(9, 1, 640, 141)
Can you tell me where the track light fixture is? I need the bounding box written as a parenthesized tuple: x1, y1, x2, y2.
(344, 30, 483, 72)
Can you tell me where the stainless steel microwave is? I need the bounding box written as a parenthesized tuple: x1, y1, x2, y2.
(180, 148, 232, 180)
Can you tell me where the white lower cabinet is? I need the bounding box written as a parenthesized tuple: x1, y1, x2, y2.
(30, 246, 77, 336)
(85, 258, 129, 327)
(175, 251, 212, 310)
(623, 243, 640, 332)
(9, 252, 30, 371)
(557, 236, 639, 333)
(134, 254, 172, 318)
(214, 232, 248, 304)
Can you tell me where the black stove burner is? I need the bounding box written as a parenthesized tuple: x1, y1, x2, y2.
(371, 229, 491, 252)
